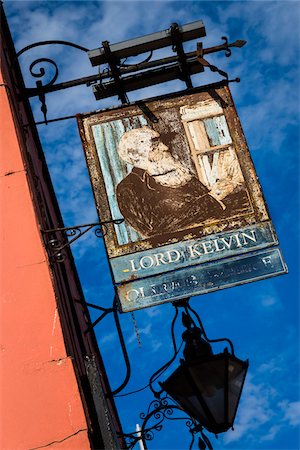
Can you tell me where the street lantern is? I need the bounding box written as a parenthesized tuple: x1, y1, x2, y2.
(160, 314, 248, 434)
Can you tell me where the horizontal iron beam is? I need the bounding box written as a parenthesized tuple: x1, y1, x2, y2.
(88, 20, 206, 66)
(92, 58, 204, 100)
(21, 39, 246, 99)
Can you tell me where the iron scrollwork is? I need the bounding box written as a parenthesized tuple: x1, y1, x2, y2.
(120, 396, 213, 450)
(42, 219, 124, 262)
(28, 57, 59, 88)
(16, 40, 89, 91)
(14, 32, 246, 124)
(15, 40, 89, 123)
(114, 302, 225, 449)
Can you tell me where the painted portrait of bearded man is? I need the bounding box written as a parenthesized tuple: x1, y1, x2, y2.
(116, 126, 248, 240)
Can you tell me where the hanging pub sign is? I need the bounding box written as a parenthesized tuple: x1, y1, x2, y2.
(77, 84, 287, 312)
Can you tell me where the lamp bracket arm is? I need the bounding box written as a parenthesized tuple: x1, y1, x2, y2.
(119, 398, 199, 449)
(148, 305, 180, 396)
(187, 302, 235, 355)
(71, 298, 114, 338)
(110, 296, 132, 396)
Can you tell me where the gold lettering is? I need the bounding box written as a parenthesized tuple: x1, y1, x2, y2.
(201, 241, 214, 254)
(165, 250, 181, 263)
(220, 236, 233, 249)
(129, 259, 141, 272)
(241, 231, 257, 245)
(140, 256, 154, 269)
(154, 253, 168, 266)
(188, 244, 202, 258)
(212, 239, 225, 252)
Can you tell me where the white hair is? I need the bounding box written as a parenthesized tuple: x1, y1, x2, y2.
(118, 125, 192, 187)
(118, 126, 158, 165)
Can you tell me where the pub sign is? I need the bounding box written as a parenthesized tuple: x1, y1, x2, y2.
(78, 85, 287, 312)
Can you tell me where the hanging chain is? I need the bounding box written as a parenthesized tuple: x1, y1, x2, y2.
(131, 312, 142, 347)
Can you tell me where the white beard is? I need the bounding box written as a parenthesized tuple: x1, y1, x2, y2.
(145, 152, 192, 187)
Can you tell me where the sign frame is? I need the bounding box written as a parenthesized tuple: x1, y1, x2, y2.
(78, 82, 287, 312)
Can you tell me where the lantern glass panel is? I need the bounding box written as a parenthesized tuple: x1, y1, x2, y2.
(227, 358, 248, 422)
(162, 352, 248, 435)
(162, 367, 210, 427)
(189, 357, 226, 425)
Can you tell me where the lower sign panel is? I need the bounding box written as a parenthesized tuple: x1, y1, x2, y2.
(117, 248, 287, 312)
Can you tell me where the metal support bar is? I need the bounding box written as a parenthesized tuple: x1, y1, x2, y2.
(170, 23, 193, 89)
(88, 20, 206, 66)
(29, 80, 231, 126)
(92, 57, 204, 100)
(101, 40, 129, 104)
(111, 296, 132, 396)
(74, 299, 115, 332)
(13, 28, 244, 121)
(117, 396, 214, 450)
(75, 295, 132, 397)
(41, 219, 124, 262)
(18, 37, 246, 101)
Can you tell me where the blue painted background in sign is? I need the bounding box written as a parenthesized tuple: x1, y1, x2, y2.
(92, 115, 147, 245)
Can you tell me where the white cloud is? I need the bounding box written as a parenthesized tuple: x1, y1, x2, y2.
(149, 339, 163, 353)
(257, 358, 283, 375)
(98, 330, 117, 346)
(222, 367, 300, 447)
(279, 400, 300, 427)
(260, 293, 282, 309)
(145, 306, 162, 318)
(250, 283, 283, 312)
(260, 424, 283, 442)
(223, 376, 276, 444)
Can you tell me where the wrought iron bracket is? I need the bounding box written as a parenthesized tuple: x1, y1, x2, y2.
(112, 299, 237, 449)
(41, 219, 123, 262)
(14, 39, 89, 123)
(14, 27, 246, 123)
(118, 396, 214, 450)
(75, 297, 228, 449)
(75, 299, 115, 331)
(75, 295, 131, 397)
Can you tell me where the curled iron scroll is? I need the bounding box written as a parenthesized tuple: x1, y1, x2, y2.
(29, 58, 59, 87)
(221, 37, 232, 57)
(15, 40, 89, 90)
(14, 40, 89, 121)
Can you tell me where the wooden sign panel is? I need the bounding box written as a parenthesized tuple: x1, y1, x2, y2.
(78, 85, 287, 312)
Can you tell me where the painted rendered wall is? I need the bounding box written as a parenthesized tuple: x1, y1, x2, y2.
(0, 50, 91, 450)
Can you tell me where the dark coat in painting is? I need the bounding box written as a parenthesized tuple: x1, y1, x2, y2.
(116, 168, 224, 238)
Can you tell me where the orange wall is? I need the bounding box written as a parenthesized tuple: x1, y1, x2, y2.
(0, 73, 91, 450)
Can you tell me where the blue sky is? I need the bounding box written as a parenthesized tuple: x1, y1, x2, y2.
(4, 1, 300, 449)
